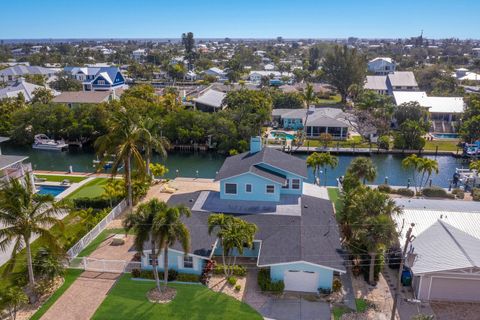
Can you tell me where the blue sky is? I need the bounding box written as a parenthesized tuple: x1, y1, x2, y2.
(1, 0, 479, 39)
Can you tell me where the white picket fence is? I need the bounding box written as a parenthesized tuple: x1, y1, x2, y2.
(70, 257, 141, 273)
(66, 199, 128, 259)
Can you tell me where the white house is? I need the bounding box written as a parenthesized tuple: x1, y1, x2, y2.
(0, 78, 56, 102)
(264, 63, 275, 71)
(132, 49, 147, 61)
(0, 65, 59, 83)
(452, 68, 480, 82)
(367, 57, 396, 75)
(203, 67, 226, 80)
(393, 198, 480, 303)
(249, 71, 294, 84)
(364, 71, 419, 95)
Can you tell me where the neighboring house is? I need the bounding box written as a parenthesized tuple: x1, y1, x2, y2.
(264, 63, 275, 71)
(0, 137, 33, 186)
(192, 88, 226, 112)
(132, 49, 147, 61)
(0, 78, 51, 102)
(452, 68, 480, 82)
(393, 198, 480, 303)
(203, 67, 227, 80)
(272, 108, 350, 139)
(0, 65, 58, 83)
(65, 66, 126, 91)
(364, 71, 418, 95)
(249, 71, 294, 84)
(393, 91, 464, 132)
(141, 138, 346, 293)
(185, 70, 197, 81)
(52, 89, 122, 107)
(472, 48, 480, 58)
(367, 57, 396, 75)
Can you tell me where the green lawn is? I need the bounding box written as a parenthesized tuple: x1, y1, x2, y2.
(35, 174, 87, 183)
(327, 188, 343, 215)
(424, 140, 460, 152)
(305, 136, 371, 149)
(66, 178, 109, 199)
(333, 305, 352, 320)
(317, 94, 342, 105)
(92, 274, 262, 320)
(30, 269, 83, 320)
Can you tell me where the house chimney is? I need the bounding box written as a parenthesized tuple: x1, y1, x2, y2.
(250, 136, 262, 154)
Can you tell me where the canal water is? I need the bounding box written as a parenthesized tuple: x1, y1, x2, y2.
(1, 144, 467, 188)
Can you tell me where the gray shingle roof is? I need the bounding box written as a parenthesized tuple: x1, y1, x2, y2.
(364, 75, 388, 90)
(166, 191, 346, 271)
(215, 148, 308, 182)
(0, 65, 57, 77)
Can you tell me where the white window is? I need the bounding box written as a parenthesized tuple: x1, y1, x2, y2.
(225, 183, 237, 194)
(282, 179, 289, 189)
(292, 179, 300, 190)
(98, 80, 105, 85)
(266, 185, 275, 193)
(183, 256, 193, 268)
(245, 184, 252, 193)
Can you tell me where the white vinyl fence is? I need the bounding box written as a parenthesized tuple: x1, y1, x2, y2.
(70, 257, 141, 273)
(66, 199, 128, 259)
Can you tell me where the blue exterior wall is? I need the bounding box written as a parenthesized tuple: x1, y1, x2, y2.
(270, 262, 334, 290)
(141, 249, 205, 275)
(220, 172, 282, 202)
(214, 241, 261, 257)
(283, 118, 303, 130)
(256, 163, 304, 195)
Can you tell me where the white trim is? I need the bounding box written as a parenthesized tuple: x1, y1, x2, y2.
(417, 275, 423, 299)
(245, 183, 252, 193)
(177, 256, 183, 269)
(265, 184, 275, 194)
(427, 276, 433, 300)
(143, 248, 210, 260)
(219, 171, 283, 185)
(257, 259, 346, 274)
(291, 178, 301, 190)
(209, 239, 219, 259)
(258, 162, 308, 179)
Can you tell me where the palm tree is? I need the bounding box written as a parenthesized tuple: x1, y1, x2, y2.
(140, 117, 170, 177)
(306, 152, 338, 185)
(95, 108, 146, 212)
(402, 155, 439, 191)
(417, 158, 439, 189)
(0, 179, 64, 293)
(153, 204, 191, 290)
(470, 160, 480, 171)
(208, 213, 257, 277)
(123, 199, 167, 292)
(347, 157, 377, 184)
(295, 83, 317, 149)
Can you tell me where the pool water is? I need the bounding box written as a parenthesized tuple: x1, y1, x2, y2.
(433, 133, 459, 139)
(271, 131, 295, 140)
(36, 185, 69, 197)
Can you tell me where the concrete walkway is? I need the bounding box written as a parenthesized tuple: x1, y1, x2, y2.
(40, 272, 120, 320)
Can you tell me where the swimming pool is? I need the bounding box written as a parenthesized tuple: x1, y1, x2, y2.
(270, 131, 295, 140)
(36, 185, 69, 197)
(432, 133, 460, 139)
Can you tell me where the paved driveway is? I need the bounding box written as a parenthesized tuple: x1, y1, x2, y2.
(259, 296, 331, 320)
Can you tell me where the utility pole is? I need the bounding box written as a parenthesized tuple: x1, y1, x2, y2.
(391, 223, 415, 320)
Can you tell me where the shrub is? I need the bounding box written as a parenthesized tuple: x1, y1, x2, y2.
(213, 264, 247, 277)
(332, 278, 342, 292)
(377, 184, 392, 193)
(257, 268, 284, 294)
(131, 269, 141, 278)
(451, 188, 465, 199)
(235, 284, 241, 291)
(227, 276, 237, 286)
(73, 196, 122, 209)
(422, 186, 454, 199)
(395, 188, 414, 197)
(176, 273, 200, 283)
(473, 188, 480, 201)
(377, 135, 390, 150)
(33, 247, 66, 281)
(137, 269, 178, 281)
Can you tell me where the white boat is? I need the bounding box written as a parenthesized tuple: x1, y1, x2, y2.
(32, 134, 68, 151)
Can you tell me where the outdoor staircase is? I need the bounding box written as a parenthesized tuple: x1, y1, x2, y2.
(432, 120, 454, 133)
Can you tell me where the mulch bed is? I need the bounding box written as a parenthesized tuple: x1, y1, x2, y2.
(147, 287, 176, 304)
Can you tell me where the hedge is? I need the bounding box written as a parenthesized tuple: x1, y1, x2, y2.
(73, 196, 123, 209)
(176, 273, 201, 283)
(131, 269, 179, 282)
(421, 186, 455, 199)
(377, 184, 392, 193)
(451, 188, 465, 199)
(258, 268, 284, 294)
(213, 264, 247, 277)
(473, 188, 480, 201)
(395, 188, 415, 197)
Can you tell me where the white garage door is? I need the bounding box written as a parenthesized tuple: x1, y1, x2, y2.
(430, 277, 480, 302)
(284, 270, 319, 292)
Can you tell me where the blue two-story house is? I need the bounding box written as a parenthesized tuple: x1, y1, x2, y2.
(65, 66, 126, 92)
(140, 137, 345, 293)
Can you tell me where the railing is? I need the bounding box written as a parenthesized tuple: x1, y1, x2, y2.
(66, 199, 128, 259)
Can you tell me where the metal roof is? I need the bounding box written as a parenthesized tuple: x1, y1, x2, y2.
(387, 71, 418, 87)
(0, 155, 28, 171)
(393, 91, 464, 114)
(364, 75, 388, 91)
(193, 89, 226, 108)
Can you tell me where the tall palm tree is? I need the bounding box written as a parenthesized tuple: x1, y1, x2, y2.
(140, 117, 170, 177)
(95, 108, 146, 212)
(123, 199, 168, 292)
(347, 157, 377, 184)
(153, 204, 191, 290)
(402, 155, 439, 191)
(306, 152, 338, 185)
(0, 179, 64, 292)
(208, 213, 257, 277)
(418, 158, 439, 189)
(295, 83, 317, 149)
